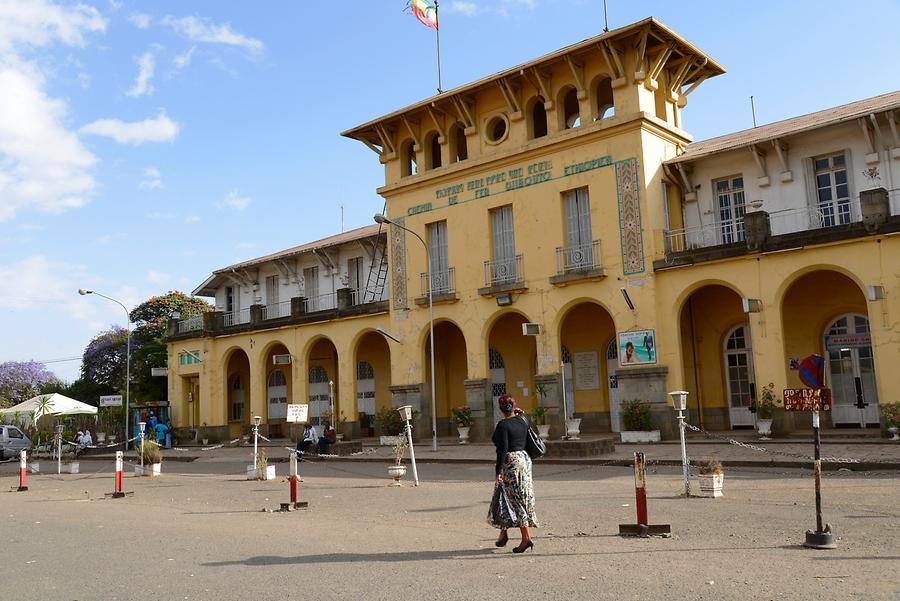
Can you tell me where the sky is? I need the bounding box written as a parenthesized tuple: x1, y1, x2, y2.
(2, 0, 899, 384)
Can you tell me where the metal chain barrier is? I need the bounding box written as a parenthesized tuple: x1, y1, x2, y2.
(682, 421, 872, 464)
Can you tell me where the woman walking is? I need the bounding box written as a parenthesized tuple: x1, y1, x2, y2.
(488, 393, 537, 553)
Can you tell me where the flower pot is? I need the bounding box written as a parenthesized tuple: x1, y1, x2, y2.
(536, 424, 551, 440)
(380, 435, 403, 446)
(757, 418, 774, 440)
(565, 418, 582, 440)
(29, 462, 40, 474)
(135, 463, 162, 477)
(336, 434, 345, 441)
(457, 426, 470, 444)
(67, 462, 80, 474)
(620, 430, 661, 443)
(697, 473, 724, 498)
(388, 464, 406, 486)
(888, 426, 899, 441)
(97, 432, 107, 443)
(201, 438, 209, 446)
(108, 435, 117, 444)
(246, 465, 276, 480)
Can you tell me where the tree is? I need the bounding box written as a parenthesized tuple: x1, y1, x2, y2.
(130, 291, 211, 341)
(0, 361, 60, 408)
(81, 327, 136, 394)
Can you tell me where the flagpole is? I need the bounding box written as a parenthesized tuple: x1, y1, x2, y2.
(435, 0, 443, 93)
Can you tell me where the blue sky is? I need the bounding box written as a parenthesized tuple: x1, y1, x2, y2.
(2, 0, 899, 384)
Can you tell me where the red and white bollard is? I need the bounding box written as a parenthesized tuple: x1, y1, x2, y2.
(112, 450, 125, 498)
(281, 450, 308, 511)
(17, 450, 28, 491)
(618, 452, 671, 537)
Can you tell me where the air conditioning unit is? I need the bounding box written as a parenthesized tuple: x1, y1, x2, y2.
(522, 323, 542, 336)
(272, 354, 292, 365)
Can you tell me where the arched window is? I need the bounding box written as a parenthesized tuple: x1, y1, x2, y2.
(529, 97, 548, 139)
(230, 376, 244, 421)
(427, 132, 442, 170)
(563, 88, 580, 129)
(356, 361, 375, 417)
(594, 77, 615, 121)
(401, 140, 417, 177)
(450, 124, 468, 162)
(308, 366, 330, 425)
(309, 366, 328, 383)
(267, 369, 287, 419)
(723, 324, 755, 428)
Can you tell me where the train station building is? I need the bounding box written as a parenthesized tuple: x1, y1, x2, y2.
(167, 17, 900, 441)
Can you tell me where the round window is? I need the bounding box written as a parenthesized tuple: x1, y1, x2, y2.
(485, 115, 509, 144)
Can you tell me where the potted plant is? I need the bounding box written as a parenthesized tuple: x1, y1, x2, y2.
(531, 407, 550, 440)
(451, 406, 473, 444)
(336, 411, 349, 441)
(880, 402, 900, 440)
(756, 383, 779, 440)
(620, 399, 660, 443)
(134, 439, 163, 476)
(374, 406, 405, 445)
(696, 458, 724, 498)
(388, 435, 408, 486)
(247, 448, 276, 480)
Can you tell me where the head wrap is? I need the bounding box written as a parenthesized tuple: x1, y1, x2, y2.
(498, 394, 515, 413)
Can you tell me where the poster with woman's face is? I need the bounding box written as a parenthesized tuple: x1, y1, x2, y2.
(618, 329, 657, 366)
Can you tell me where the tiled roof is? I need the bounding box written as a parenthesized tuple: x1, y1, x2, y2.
(668, 89, 900, 164)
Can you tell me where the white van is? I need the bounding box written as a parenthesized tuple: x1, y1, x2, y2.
(0, 425, 32, 459)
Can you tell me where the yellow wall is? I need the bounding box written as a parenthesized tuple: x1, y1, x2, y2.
(560, 302, 615, 412)
(356, 331, 392, 415)
(425, 320, 468, 417)
(488, 312, 537, 411)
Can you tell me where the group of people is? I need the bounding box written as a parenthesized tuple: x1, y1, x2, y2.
(294, 421, 337, 460)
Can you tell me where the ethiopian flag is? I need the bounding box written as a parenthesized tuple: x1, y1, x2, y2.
(410, 0, 438, 30)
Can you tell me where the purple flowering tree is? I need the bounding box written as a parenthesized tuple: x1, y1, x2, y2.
(82, 326, 144, 393)
(0, 361, 59, 408)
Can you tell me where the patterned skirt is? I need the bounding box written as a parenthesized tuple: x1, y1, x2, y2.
(487, 450, 538, 529)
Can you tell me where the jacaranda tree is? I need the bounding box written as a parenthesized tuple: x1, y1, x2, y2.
(0, 360, 60, 408)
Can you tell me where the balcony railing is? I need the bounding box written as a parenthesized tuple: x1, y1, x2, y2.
(222, 308, 251, 328)
(303, 293, 336, 313)
(261, 300, 291, 321)
(483, 254, 523, 287)
(176, 314, 203, 334)
(555, 240, 600, 274)
(350, 287, 385, 306)
(420, 267, 455, 296)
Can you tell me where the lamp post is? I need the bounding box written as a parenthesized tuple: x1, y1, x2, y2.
(79, 289, 131, 446)
(253, 415, 261, 471)
(374, 213, 438, 452)
(397, 405, 419, 486)
(669, 390, 691, 496)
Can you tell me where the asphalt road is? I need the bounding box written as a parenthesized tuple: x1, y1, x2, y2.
(2, 459, 898, 601)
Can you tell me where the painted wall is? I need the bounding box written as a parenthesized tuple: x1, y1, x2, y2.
(560, 302, 616, 412)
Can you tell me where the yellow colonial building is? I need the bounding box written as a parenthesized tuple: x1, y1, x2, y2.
(168, 17, 900, 441)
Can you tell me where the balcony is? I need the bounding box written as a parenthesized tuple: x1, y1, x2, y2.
(657, 190, 900, 270)
(175, 314, 203, 334)
(303, 292, 336, 313)
(550, 240, 604, 285)
(222, 308, 251, 328)
(415, 268, 457, 305)
(479, 255, 526, 296)
(260, 300, 291, 321)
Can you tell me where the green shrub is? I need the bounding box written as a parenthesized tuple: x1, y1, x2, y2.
(621, 399, 653, 431)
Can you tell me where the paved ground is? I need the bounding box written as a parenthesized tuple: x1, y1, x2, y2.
(2, 454, 898, 601)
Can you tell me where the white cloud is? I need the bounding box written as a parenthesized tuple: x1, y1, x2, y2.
(140, 165, 162, 189)
(0, 255, 97, 320)
(0, 0, 107, 53)
(444, 2, 482, 16)
(79, 113, 178, 145)
(128, 13, 151, 29)
(172, 45, 195, 70)
(146, 270, 170, 285)
(184, 215, 200, 224)
(162, 15, 263, 54)
(126, 51, 155, 97)
(216, 189, 252, 211)
(443, 0, 537, 17)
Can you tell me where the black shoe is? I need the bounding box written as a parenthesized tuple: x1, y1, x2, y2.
(495, 532, 509, 547)
(512, 540, 534, 554)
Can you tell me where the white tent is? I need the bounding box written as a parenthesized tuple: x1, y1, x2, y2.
(0, 393, 98, 425)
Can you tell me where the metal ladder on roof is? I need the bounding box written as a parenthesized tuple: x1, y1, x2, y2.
(363, 202, 390, 304)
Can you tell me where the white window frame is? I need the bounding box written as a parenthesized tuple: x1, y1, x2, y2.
(713, 175, 746, 244)
(812, 151, 852, 227)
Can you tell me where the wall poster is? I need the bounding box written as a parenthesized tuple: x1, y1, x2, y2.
(618, 329, 657, 366)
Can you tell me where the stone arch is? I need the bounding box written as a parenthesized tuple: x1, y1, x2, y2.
(261, 341, 292, 436)
(305, 336, 339, 426)
(589, 74, 615, 121)
(399, 138, 417, 177)
(485, 311, 538, 415)
(448, 122, 467, 163)
(557, 85, 580, 130)
(223, 346, 251, 438)
(423, 319, 469, 435)
(354, 330, 392, 436)
(525, 95, 548, 140)
(424, 130, 442, 170)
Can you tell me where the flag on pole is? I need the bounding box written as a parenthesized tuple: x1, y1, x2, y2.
(409, 0, 438, 30)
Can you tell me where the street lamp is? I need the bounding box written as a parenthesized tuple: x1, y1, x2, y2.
(669, 390, 691, 496)
(374, 213, 438, 452)
(79, 288, 131, 447)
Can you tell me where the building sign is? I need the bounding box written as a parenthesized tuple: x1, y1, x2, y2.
(824, 334, 871, 349)
(783, 388, 832, 412)
(573, 351, 599, 390)
(618, 330, 656, 366)
(99, 395, 123, 407)
(286, 404, 310, 423)
(409, 154, 614, 216)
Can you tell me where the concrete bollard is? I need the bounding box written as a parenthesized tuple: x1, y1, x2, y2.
(17, 450, 28, 491)
(618, 452, 671, 537)
(280, 451, 308, 511)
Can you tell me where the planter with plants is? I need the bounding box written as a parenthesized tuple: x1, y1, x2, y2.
(451, 406, 473, 444)
(134, 439, 163, 476)
(336, 411, 349, 441)
(247, 448, 276, 480)
(565, 415, 582, 440)
(388, 435, 408, 486)
(881, 402, 900, 440)
(374, 406, 406, 446)
(755, 383, 779, 440)
(531, 407, 550, 440)
(696, 458, 724, 498)
(201, 422, 209, 446)
(620, 399, 660, 443)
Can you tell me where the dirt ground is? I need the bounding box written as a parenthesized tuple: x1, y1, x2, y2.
(2, 459, 898, 601)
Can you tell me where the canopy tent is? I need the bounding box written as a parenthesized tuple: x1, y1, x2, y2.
(0, 393, 98, 425)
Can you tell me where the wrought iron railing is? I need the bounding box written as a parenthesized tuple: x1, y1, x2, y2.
(303, 293, 336, 313)
(483, 255, 523, 287)
(555, 240, 600, 274)
(222, 308, 251, 328)
(261, 300, 291, 321)
(176, 315, 203, 333)
(420, 267, 455, 296)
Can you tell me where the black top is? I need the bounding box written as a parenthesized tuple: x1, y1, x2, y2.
(491, 416, 529, 475)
